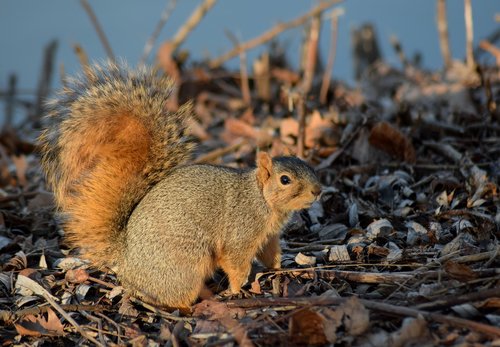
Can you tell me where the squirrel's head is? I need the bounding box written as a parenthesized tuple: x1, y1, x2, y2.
(256, 152, 321, 212)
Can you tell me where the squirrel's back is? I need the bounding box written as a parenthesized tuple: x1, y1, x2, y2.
(38, 62, 194, 267)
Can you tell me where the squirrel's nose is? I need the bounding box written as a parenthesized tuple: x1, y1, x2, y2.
(311, 185, 321, 197)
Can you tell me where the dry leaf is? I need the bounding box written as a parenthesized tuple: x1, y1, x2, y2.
(295, 252, 316, 266)
(119, 297, 140, 317)
(224, 118, 260, 139)
(193, 300, 252, 347)
(305, 110, 336, 148)
(280, 118, 299, 145)
(65, 268, 89, 284)
(250, 278, 262, 294)
(15, 273, 56, 300)
(366, 219, 393, 240)
(329, 245, 351, 262)
(11, 155, 28, 187)
(15, 307, 65, 337)
(443, 261, 478, 282)
(390, 316, 430, 347)
(27, 191, 55, 211)
(369, 121, 416, 163)
(290, 309, 328, 345)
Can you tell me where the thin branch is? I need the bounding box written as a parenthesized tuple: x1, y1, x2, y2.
(194, 139, 247, 164)
(80, 0, 115, 62)
(479, 40, 500, 66)
(139, 0, 177, 66)
(284, 268, 415, 283)
(170, 0, 217, 53)
(16, 275, 104, 346)
(416, 286, 500, 311)
(0, 304, 108, 324)
(209, 0, 342, 68)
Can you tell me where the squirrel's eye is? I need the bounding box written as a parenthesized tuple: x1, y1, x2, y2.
(280, 175, 291, 185)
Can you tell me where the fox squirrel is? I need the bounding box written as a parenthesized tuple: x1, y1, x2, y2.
(38, 62, 321, 310)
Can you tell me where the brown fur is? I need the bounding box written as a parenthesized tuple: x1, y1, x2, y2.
(38, 62, 194, 267)
(39, 62, 321, 309)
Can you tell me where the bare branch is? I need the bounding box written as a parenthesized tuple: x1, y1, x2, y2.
(209, 0, 342, 68)
(139, 0, 177, 66)
(170, 0, 217, 53)
(80, 0, 115, 62)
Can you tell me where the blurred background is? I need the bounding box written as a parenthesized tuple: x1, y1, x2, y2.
(1, 0, 498, 91)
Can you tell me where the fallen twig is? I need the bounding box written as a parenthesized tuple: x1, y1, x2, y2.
(416, 286, 500, 310)
(277, 268, 416, 284)
(227, 296, 500, 338)
(16, 275, 104, 346)
(0, 304, 108, 324)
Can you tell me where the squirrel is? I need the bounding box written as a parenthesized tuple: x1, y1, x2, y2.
(38, 62, 321, 310)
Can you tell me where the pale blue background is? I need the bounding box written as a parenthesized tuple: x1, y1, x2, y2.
(0, 1, 498, 92)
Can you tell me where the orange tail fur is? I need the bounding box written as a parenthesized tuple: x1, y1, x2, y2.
(38, 62, 194, 267)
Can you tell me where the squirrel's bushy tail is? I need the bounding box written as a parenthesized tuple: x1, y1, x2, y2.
(38, 62, 194, 267)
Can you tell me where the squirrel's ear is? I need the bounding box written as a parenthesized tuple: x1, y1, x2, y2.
(256, 152, 273, 187)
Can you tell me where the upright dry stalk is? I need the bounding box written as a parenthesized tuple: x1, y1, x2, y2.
(225, 30, 251, 106)
(59, 63, 68, 88)
(33, 40, 57, 122)
(3, 74, 16, 131)
(464, 0, 475, 68)
(73, 43, 90, 70)
(436, 0, 452, 70)
(296, 95, 306, 159)
(80, 0, 115, 62)
(139, 0, 177, 66)
(301, 13, 322, 95)
(253, 53, 271, 101)
(238, 50, 251, 106)
(320, 9, 342, 104)
(170, 0, 217, 52)
(390, 35, 408, 67)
